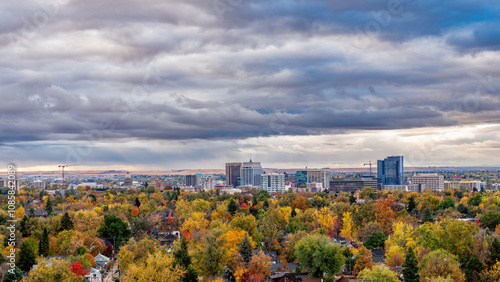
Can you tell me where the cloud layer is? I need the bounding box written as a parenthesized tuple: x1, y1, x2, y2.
(1, 0, 500, 169)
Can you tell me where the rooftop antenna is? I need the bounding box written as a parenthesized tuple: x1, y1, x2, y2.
(364, 161, 374, 176)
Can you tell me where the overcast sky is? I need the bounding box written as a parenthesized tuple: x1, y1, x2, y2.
(1, 0, 500, 171)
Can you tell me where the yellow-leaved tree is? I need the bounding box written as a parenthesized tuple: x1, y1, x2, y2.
(340, 211, 354, 241)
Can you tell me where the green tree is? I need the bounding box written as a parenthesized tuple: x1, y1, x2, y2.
(363, 232, 386, 250)
(135, 197, 141, 207)
(19, 215, 30, 237)
(46, 196, 53, 215)
(18, 241, 37, 272)
(239, 233, 253, 263)
(468, 193, 482, 206)
(173, 237, 198, 282)
(228, 198, 238, 216)
(98, 214, 131, 248)
(407, 196, 416, 212)
(456, 203, 468, 214)
(263, 199, 269, 209)
(152, 226, 159, 240)
(402, 246, 419, 282)
(358, 265, 398, 282)
(2, 266, 23, 282)
(480, 210, 500, 230)
(295, 234, 345, 278)
(438, 197, 455, 210)
(463, 254, 484, 281)
(487, 237, 500, 267)
(256, 189, 271, 202)
(38, 228, 50, 257)
(291, 208, 297, 218)
(359, 187, 377, 200)
(200, 233, 224, 277)
(60, 212, 74, 231)
(422, 208, 434, 223)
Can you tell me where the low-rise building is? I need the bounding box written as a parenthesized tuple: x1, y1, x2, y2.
(411, 173, 444, 192)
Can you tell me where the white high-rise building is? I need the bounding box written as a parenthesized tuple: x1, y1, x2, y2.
(202, 176, 215, 191)
(307, 169, 330, 189)
(261, 173, 286, 193)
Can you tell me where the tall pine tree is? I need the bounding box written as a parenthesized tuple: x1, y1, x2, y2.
(422, 208, 434, 223)
(60, 212, 74, 231)
(228, 198, 238, 215)
(18, 241, 36, 272)
(46, 196, 53, 215)
(487, 237, 500, 267)
(239, 233, 253, 263)
(402, 246, 419, 282)
(38, 228, 49, 257)
(173, 237, 198, 282)
(407, 196, 416, 212)
(463, 254, 484, 281)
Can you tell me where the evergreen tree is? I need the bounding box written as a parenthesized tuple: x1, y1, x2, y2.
(2, 266, 23, 282)
(97, 214, 132, 248)
(463, 254, 484, 281)
(402, 246, 419, 282)
(19, 215, 30, 237)
(263, 199, 269, 209)
(46, 196, 53, 215)
(487, 237, 500, 267)
(60, 212, 74, 231)
(18, 241, 36, 272)
(291, 208, 297, 218)
(28, 207, 35, 218)
(228, 198, 238, 215)
(422, 208, 434, 223)
(349, 194, 356, 204)
(407, 196, 416, 212)
(38, 228, 49, 257)
(135, 197, 141, 207)
(173, 237, 199, 282)
(152, 226, 159, 240)
(239, 233, 253, 263)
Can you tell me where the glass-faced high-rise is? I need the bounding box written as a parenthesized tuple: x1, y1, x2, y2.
(240, 160, 263, 187)
(377, 156, 404, 185)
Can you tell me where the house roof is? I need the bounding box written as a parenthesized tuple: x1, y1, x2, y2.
(94, 253, 110, 262)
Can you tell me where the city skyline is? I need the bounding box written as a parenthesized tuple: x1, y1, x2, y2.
(2, 0, 500, 171)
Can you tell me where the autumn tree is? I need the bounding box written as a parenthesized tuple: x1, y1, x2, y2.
(24, 258, 79, 281)
(123, 251, 186, 282)
(71, 260, 90, 277)
(248, 251, 272, 278)
(419, 249, 465, 282)
(374, 198, 395, 234)
(340, 211, 354, 241)
(199, 233, 225, 278)
(358, 265, 398, 282)
(422, 208, 434, 223)
(295, 234, 344, 278)
(402, 246, 419, 282)
(354, 246, 373, 275)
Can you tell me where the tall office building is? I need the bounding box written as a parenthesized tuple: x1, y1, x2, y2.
(377, 156, 404, 185)
(295, 171, 308, 188)
(261, 173, 286, 193)
(240, 159, 263, 187)
(185, 175, 200, 187)
(225, 162, 242, 187)
(202, 176, 215, 191)
(295, 169, 330, 189)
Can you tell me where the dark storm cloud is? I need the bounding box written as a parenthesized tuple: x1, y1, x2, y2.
(1, 0, 500, 145)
